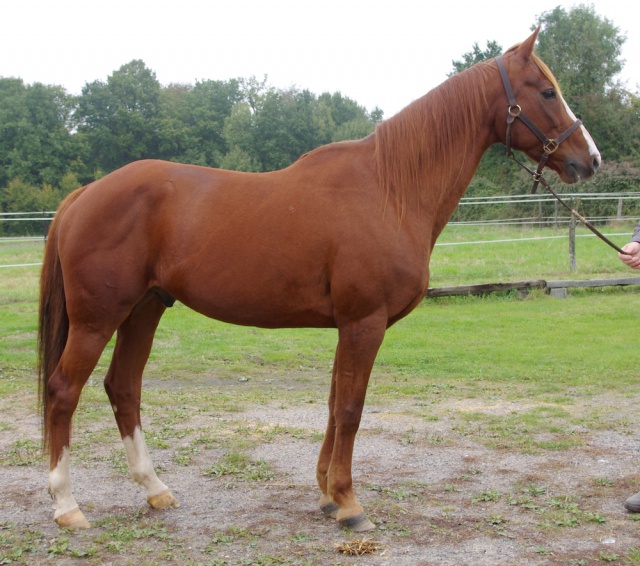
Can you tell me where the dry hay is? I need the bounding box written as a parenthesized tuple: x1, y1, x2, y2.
(335, 537, 387, 557)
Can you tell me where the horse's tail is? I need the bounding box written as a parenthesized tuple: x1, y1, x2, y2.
(38, 186, 88, 451)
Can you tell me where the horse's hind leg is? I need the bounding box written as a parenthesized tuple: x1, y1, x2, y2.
(104, 291, 179, 510)
(47, 329, 112, 529)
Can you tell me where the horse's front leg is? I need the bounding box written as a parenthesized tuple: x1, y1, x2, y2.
(320, 314, 386, 532)
(317, 353, 339, 518)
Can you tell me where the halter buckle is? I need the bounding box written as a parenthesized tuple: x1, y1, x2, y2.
(543, 139, 559, 154)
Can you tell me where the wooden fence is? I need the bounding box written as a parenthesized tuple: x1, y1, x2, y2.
(426, 277, 640, 299)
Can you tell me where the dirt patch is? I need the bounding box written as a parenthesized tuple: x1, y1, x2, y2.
(2, 382, 640, 565)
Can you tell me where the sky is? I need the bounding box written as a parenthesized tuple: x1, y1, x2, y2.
(2, 0, 639, 118)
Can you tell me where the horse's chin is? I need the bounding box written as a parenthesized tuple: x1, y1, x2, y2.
(558, 168, 581, 184)
(564, 154, 602, 183)
(553, 161, 596, 185)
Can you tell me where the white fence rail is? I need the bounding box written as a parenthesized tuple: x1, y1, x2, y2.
(2, 192, 639, 230)
(450, 191, 640, 227)
(2, 194, 639, 269)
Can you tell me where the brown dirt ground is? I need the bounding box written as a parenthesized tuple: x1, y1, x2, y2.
(2, 374, 640, 565)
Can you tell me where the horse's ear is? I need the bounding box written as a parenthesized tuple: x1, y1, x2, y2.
(515, 26, 541, 61)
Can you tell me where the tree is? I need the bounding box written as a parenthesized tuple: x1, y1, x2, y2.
(0, 79, 78, 188)
(2, 177, 39, 212)
(174, 79, 243, 166)
(535, 5, 625, 99)
(242, 87, 377, 171)
(252, 88, 317, 171)
(76, 60, 162, 172)
(312, 92, 377, 145)
(577, 89, 640, 162)
(220, 100, 262, 171)
(155, 82, 193, 163)
(0, 61, 382, 201)
(449, 41, 502, 76)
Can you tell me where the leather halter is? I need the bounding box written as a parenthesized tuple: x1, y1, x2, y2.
(495, 55, 626, 255)
(496, 55, 582, 194)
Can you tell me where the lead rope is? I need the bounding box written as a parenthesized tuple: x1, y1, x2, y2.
(506, 143, 628, 255)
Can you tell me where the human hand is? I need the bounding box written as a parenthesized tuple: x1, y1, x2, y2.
(618, 241, 640, 269)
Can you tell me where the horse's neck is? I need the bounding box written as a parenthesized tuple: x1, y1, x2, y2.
(375, 65, 498, 241)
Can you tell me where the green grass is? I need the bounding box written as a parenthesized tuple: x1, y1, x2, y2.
(0, 439, 43, 466)
(203, 451, 276, 482)
(375, 288, 639, 395)
(430, 222, 636, 285)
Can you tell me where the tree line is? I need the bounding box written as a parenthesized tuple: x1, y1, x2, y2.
(1, 4, 639, 232)
(0, 69, 381, 220)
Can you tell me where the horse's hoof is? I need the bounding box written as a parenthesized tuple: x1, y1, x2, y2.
(320, 501, 339, 519)
(338, 512, 376, 532)
(55, 507, 91, 530)
(147, 489, 180, 509)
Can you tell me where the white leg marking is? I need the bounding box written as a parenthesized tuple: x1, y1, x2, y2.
(49, 447, 80, 518)
(122, 426, 168, 498)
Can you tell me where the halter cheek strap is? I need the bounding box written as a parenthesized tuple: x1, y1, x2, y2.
(496, 56, 582, 194)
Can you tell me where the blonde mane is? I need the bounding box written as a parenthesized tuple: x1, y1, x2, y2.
(374, 61, 495, 222)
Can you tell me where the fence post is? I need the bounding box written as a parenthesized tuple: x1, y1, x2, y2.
(617, 197, 623, 220)
(569, 198, 577, 272)
(538, 199, 543, 227)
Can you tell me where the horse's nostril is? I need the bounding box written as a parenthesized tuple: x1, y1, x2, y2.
(593, 155, 602, 172)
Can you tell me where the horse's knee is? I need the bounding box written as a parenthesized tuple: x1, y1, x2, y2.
(334, 403, 363, 433)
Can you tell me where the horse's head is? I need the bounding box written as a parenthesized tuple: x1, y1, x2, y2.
(492, 28, 601, 185)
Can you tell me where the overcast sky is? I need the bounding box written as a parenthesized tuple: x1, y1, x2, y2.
(3, 0, 639, 118)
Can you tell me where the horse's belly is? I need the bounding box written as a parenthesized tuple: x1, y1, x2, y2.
(180, 294, 336, 329)
(166, 268, 336, 329)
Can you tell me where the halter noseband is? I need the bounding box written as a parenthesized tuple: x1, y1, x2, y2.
(496, 55, 582, 194)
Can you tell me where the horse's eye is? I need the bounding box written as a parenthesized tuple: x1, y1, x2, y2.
(542, 89, 556, 100)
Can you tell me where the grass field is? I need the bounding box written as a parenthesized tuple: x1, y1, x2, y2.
(429, 222, 636, 285)
(2, 224, 640, 564)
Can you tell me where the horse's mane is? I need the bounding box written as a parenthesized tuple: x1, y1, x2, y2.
(375, 46, 559, 223)
(374, 60, 495, 222)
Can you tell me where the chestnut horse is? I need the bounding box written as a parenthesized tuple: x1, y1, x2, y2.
(39, 29, 600, 532)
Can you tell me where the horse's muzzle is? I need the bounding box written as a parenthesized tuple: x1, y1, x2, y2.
(564, 153, 601, 183)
